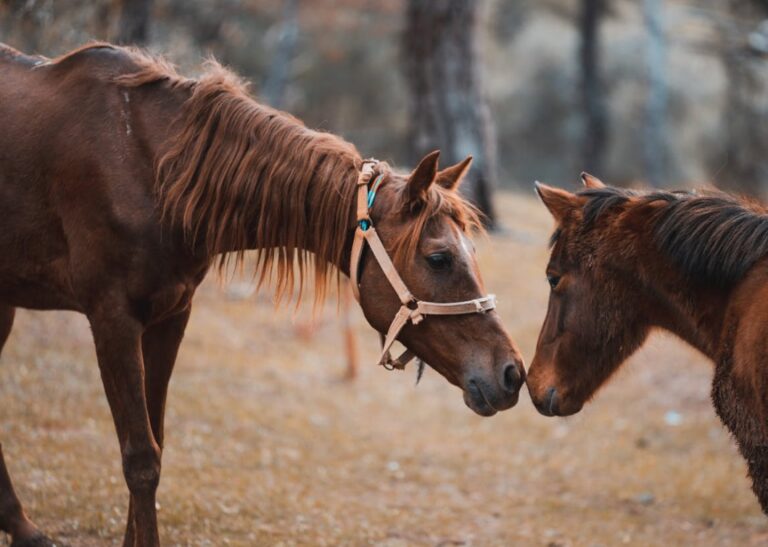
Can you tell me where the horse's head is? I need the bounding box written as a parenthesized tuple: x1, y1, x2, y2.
(527, 174, 651, 417)
(354, 151, 524, 416)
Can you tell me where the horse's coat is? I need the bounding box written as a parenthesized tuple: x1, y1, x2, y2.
(0, 43, 523, 546)
(528, 173, 768, 515)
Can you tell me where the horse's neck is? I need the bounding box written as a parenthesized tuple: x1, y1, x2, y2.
(224, 157, 360, 290)
(653, 285, 725, 359)
(246, 173, 355, 262)
(150, 71, 361, 281)
(635, 236, 728, 359)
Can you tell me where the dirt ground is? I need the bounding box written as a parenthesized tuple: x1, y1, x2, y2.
(1, 192, 766, 546)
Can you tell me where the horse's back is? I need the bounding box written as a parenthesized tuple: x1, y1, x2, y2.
(0, 43, 46, 67)
(0, 44, 179, 312)
(0, 43, 139, 176)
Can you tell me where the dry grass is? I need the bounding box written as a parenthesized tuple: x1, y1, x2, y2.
(1, 192, 766, 546)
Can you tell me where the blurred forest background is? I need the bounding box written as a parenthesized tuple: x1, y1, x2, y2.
(3, 0, 768, 214)
(5, 2, 768, 545)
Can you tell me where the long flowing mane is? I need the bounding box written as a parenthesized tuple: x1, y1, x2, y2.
(104, 45, 481, 303)
(580, 186, 768, 287)
(112, 48, 362, 302)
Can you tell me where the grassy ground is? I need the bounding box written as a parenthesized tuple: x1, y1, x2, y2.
(1, 192, 766, 546)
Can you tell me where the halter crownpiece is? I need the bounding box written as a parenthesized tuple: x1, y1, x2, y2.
(349, 159, 497, 371)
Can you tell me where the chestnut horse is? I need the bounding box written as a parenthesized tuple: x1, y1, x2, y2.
(0, 43, 524, 546)
(528, 173, 768, 514)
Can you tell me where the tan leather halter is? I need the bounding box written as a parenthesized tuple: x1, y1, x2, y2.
(349, 159, 497, 370)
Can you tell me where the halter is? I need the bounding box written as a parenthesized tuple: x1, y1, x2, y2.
(349, 159, 497, 371)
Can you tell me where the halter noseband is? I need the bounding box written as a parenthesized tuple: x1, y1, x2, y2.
(349, 159, 497, 371)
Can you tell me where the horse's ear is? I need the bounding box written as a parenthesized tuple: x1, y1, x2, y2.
(436, 155, 473, 191)
(407, 150, 440, 204)
(535, 182, 577, 223)
(581, 172, 605, 189)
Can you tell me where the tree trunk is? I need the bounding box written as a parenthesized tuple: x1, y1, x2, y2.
(643, 0, 667, 187)
(717, 0, 768, 198)
(722, 52, 768, 197)
(402, 0, 497, 227)
(579, 0, 608, 176)
(262, 0, 300, 109)
(117, 0, 154, 45)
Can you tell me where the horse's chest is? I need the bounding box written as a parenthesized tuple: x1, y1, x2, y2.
(0, 257, 80, 311)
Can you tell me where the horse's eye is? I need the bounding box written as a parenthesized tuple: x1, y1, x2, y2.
(547, 274, 561, 289)
(426, 252, 452, 271)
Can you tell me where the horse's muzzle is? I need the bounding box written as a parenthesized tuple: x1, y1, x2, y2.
(531, 386, 582, 417)
(462, 360, 525, 417)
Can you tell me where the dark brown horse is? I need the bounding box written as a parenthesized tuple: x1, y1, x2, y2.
(0, 42, 524, 546)
(528, 172, 768, 514)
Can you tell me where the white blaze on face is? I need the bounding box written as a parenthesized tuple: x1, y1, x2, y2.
(452, 224, 488, 295)
(454, 224, 474, 266)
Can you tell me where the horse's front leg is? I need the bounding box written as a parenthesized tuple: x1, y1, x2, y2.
(0, 305, 55, 546)
(0, 446, 54, 547)
(89, 306, 161, 547)
(123, 308, 191, 547)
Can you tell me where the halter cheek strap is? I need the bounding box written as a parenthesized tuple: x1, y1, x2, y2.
(349, 159, 497, 371)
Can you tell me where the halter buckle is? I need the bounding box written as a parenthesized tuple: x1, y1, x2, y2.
(409, 308, 424, 325)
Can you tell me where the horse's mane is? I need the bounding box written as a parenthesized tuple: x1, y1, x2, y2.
(579, 186, 768, 287)
(102, 45, 480, 303)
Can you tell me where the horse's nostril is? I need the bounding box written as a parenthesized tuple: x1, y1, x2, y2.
(501, 362, 524, 393)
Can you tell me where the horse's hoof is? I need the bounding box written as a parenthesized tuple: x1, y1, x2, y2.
(10, 533, 59, 547)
